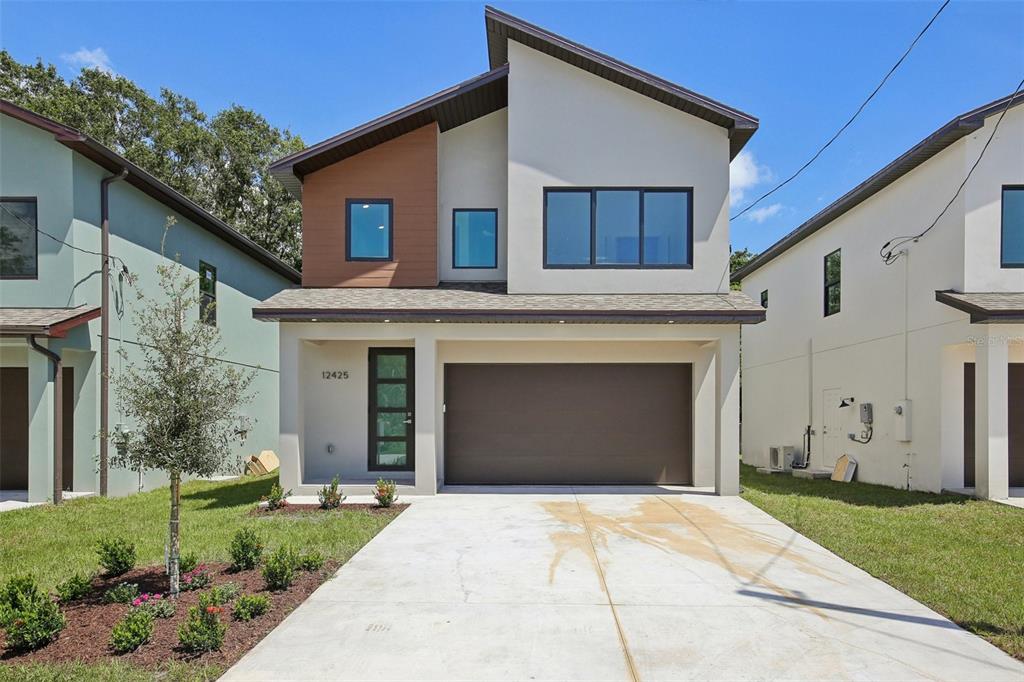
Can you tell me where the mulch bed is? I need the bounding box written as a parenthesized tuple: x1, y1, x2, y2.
(252, 502, 409, 516)
(0, 561, 334, 669)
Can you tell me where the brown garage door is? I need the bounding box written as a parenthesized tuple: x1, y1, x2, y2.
(444, 363, 692, 485)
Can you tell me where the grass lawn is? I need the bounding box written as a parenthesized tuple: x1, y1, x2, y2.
(0, 474, 400, 679)
(740, 464, 1024, 660)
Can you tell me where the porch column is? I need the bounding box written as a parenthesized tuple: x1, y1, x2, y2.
(26, 346, 54, 503)
(975, 327, 1009, 500)
(715, 328, 740, 495)
(277, 328, 302, 494)
(414, 332, 438, 494)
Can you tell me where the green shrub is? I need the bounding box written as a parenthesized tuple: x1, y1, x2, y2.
(0, 575, 43, 626)
(296, 550, 325, 572)
(181, 566, 212, 591)
(229, 528, 264, 570)
(55, 574, 93, 603)
(232, 594, 270, 622)
(178, 604, 227, 653)
(4, 599, 65, 651)
(208, 582, 241, 605)
(103, 582, 140, 605)
(317, 476, 345, 509)
(179, 551, 199, 574)
(96, 537, 136, 577)
(373, 478, 398, 508)
(262, 545, 299, 590)
(110, 609, 154, 654)
(260, 483, 290, 511)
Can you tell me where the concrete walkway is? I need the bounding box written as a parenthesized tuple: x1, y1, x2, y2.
(224, 489, 1023, 681)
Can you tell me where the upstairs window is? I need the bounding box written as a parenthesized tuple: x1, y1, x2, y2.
(760, 289, 768, 309)
(347, 200, 392, 261)
(0, 197, 38, 279)
(199, 261, 217, 326)
(1002, 185, 1024, 268)
(453, 209, 498, 269)
(544, 188, 691, 268)
(823, 249, 841, 317)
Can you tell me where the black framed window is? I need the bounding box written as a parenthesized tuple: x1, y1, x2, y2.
(453, 209, 498, 268)
(760, 289, 768, 309)
(347, 199, 393, 261)
(199, 261, 217, 326)
(1002, 185, 1024, 268)
(823, 249, 841, 317)
(544, 188, 692, 268)
(0, 197, 38, 279)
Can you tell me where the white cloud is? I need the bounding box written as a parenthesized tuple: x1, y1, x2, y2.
(729, 150, 772, 207)
(62, 47, 114, 74)
(744, 203, 784, 224)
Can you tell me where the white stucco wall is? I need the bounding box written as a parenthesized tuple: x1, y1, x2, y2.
(438, 109, 508, 282)
(505, 41, 732, 294)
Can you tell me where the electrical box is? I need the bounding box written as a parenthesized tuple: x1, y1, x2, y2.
(859, 402, 873, 424)
(893, 399, 912, 442)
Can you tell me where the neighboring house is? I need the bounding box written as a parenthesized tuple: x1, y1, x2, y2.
(0, 100, 300, 503)
(733, 94, 1024, 500)
(254, 7, 764, 497)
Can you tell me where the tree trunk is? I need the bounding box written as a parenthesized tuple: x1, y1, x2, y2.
(168, 472, 181, 596)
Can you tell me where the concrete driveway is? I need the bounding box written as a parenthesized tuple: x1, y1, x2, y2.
(224, 489, 1023, 681)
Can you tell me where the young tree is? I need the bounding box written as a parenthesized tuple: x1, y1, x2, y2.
(110, 224, 255, 594)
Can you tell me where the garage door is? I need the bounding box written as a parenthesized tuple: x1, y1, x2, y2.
(444, 363, 692, 485)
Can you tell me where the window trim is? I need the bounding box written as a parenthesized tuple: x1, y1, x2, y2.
(823, 248, 841, 317)
(346, 198, 394, 262)
(760, 289, 768, 309)
(1001, 184, 1024, 269)
(199, 260, 217, 326)
(451, 208, 499, 270)
(542, 187, 694, 270)
(367, 348, 415, 473)
(0, 196, 39, 280)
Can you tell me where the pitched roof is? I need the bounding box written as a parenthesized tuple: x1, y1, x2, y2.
(0, 306, 101, 337)
(0, 100, 301, 284)
(253, 282, 765, 324)
(484, 6, 758, 160)
(935, 290, 1024, 324)
(732, 92, 1024, 283)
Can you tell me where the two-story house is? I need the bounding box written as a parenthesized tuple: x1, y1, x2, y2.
(254, 7, 765, 497)
(733, 93, 1024, 501)
(0, 100, 299, 503)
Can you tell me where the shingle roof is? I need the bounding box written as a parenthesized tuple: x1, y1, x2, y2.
(732, 91, 1024, 283)
(935, 290, 1024, 323)
(0, 306, 101, 337)
(253, 282, 765, 324)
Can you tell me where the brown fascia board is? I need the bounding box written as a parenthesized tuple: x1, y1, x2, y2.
(732, 92, 1024, 284)
(252, 308, 766, 325)
(934, 290, 1024, 324)
(483, 5, 758, 159)
(268, 65, 510, 198)
(0, 100, 301, 284)
(0, 306, 101, 337)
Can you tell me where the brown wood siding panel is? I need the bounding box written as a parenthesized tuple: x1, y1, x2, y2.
(444, 363, 693, 485)
(301, 124, 438, 287)
(0, 367, 29, 489)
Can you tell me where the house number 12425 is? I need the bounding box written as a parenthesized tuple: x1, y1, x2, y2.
(322, 370, 350, 380)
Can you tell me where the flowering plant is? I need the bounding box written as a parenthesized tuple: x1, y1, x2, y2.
(130, 592, 164, 607)
(180, 565, 212, 591)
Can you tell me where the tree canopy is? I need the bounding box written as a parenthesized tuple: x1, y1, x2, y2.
(0, 51, 304, 269)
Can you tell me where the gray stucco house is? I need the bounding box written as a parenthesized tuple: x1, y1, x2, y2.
(0, 100, 299, 503)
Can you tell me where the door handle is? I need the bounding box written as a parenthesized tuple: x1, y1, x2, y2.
(404, 418, 413, 424)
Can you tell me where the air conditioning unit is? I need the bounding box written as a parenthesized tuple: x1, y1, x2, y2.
(768, 446, 798, 471)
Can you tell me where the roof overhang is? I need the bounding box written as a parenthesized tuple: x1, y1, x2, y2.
(0, 306, 101, 337)
(483, 6, 758, 160)
(935, 290, 1024, 324)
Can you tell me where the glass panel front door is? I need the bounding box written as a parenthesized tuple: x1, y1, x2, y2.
(368, 349, 414, 471)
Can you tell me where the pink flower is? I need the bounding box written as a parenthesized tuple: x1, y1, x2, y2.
(132, 598, 142, 607)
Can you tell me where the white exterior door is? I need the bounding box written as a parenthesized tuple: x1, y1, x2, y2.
(822, 388, 844, 469)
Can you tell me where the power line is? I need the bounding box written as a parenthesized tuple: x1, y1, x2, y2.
(880, 78, 1024, 265)
(0, 202, 132, 274)
(731, 0, 951, 222)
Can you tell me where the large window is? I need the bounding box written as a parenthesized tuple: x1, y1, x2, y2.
(823, 249, 841, 317)
(347, 199, 393, 261)
(0, 197, 38, 279)
(453, 209, 498, 268)
(544, 188, 692, 268)
(199, 261, 217, 326)
(1002, 185, 1024, 268)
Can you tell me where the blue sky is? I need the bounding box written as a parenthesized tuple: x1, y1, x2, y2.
(2, 1, 1022, 254)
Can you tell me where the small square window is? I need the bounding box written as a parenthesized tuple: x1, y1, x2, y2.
(199, 261, 217, 326)
(1002, 186, 1024, 268)
(453, 209, 497, 268)
(760, 290, 768, 309)
(0, 198, 38, 279)
(347, 200, 392, 261)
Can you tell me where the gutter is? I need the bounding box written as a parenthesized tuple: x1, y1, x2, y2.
(100, 169, 128, 497)
(26, 336, 63, 505)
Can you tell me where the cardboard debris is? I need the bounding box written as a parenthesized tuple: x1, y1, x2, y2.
(831, 454, 857, 482)
(245, 450, 280, 476)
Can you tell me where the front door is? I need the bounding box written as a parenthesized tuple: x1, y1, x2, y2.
(822, 388, 844, 469)
(368, 349, 414, 472)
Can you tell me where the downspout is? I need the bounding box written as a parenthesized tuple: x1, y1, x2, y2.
(27, 335, 62, 505)
(100, 169, 128, 497)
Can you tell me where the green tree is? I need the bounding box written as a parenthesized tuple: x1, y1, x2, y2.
(729, 248, 757, 290)
(110, 222, 255, 595)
